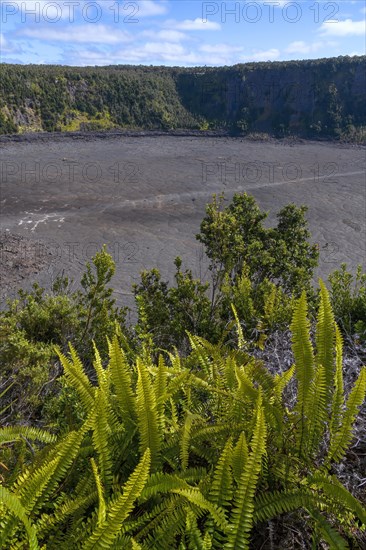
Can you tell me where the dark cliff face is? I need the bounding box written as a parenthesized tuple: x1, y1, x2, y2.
(0, 56, 365, 139)
(176, 57, 366, 137)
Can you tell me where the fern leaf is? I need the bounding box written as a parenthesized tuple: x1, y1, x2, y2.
(209, 438, 233, 508)
(187, 333, 212, 376)
(82, 449, 151, 549)
(316, 280, 336, 404)
(136, 358, 161, 470)
(185, 509, 205, 550)
(304, 365, 327, 458)
(154, 354, 168, 436)
(181, 412, 194, 470)
(225, 392, 267, 549)
(232, 432, 249, 485)
(329, 324, 345, 439)
(328, 367, 366, 463)
(92, 387, 112, 489)
(291, 291, 314, 456)
(108, 335, 135, 426)
(308, 507, 349, 550)
(0, 426, 56, 446)
(273, 365, 295, 401)
(0, 486, 39, 550)
(254, 490, 329, 523)
(57, 344, 95, 411)
(90, 458, 106, 528)
(309, 474, 366, 525)
(171, 488, 228, 532)
(92, 341, 108, 390)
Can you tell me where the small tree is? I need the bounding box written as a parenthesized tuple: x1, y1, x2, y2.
(196, 193, 319, 298)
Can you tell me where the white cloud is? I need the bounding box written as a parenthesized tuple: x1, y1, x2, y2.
(167, 18, 221, 31)
(136, 0, 169, 17)
(142, 30, 189, 42)
(249, 49, 280, 61)
(285, 40, 337, 54)
(319, 18, 365, 37)
(62, 40, 251, 67)
(200, 44, 244, 55)
(20, 24, 132, 44)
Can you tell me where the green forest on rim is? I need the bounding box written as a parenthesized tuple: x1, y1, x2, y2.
(0, 56, 365, 140)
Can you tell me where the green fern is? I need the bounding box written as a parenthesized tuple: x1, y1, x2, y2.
(329, 324, 345, 439)
(108, 335, 135, 426)
(308, 507, 349, 550)
(304, 365, 327, 458)
(92, 386, 113, 489)
(291, 291, 315, 457)
(209, 438, 233, 508)
(0, 427, 56, 447)
(57, 343, 95, 411)
(225, 392, 267, 549)
(328, 367, 366, 463)
(232, 432, 249, 485)
(135, 359, 161, 470)
(82, 448, 151, 549)
(91, 458, 107, 528)
(316, 280, 336, 403)
(0, 486, 39, 550)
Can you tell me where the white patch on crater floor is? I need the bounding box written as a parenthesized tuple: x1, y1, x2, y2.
(18, 212, 66, 232)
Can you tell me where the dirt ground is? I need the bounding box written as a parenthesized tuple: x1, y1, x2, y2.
(1, 133, 365, 311)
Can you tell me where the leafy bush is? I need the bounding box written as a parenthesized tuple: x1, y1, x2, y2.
(0, 247, 128, 426)
(328, 263, 366, 339)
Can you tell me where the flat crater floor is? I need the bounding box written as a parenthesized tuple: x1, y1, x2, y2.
(1, 134, 365, 311)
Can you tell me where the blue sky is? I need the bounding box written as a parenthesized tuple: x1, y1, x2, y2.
(1, 1, 365, 66)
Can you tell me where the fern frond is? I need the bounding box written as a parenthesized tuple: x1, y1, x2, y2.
(330, 324, 345, 439)
(308, 507, 349, 550)
(316, 280, 336, 403)
(37, 490, 97, 538)
(154, 354, 168, 436)
(0, 426, 56, 447)
(309, 474, 366, 525)
(136, 358, 161, 470)
(108, 335, 135, 426)
(291, 291, 314, 456)
(273, 365, 295, 401)
(0, 486, 39, 550)
(57, 344, 95, 411)
(82, 448, 151, 549)
(92, 387, 112, 489)
(253, 490, 328, 522)
(181, 412, 196, 471)
(232, 432, 248, 485)
(304, 365, 327, 458)
(209, 438, 233, 508)
(185, 509, 205, 550)
(225, 392, 267, 550)
(187, 333, 212, 376)
(328, 367, 366, 463)
(92, 341, 108, 390)
(90, 458, 106, 528)
(171, 488, 228, 531)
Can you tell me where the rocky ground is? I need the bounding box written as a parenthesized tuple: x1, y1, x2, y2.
(1, 132, 365, 310)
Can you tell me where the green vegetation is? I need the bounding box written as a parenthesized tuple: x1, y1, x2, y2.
(0, 56, 365, 139)
(1, 193, 365, 548)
